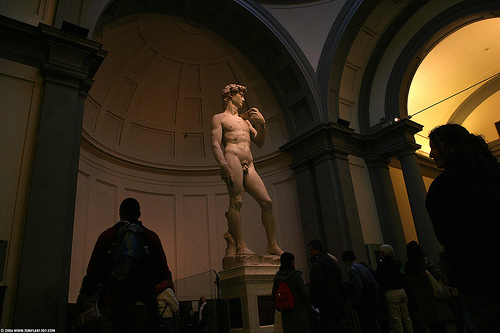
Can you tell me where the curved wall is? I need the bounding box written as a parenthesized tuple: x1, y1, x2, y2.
(84, 14, 288, 169)
(69, 145, 305, 302)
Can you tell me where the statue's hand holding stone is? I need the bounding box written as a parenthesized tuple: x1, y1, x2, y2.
(242, 108, 265, 124)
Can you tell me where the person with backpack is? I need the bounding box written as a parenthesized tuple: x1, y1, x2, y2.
(342, 250, 380, 333)
(272, 252, 315, 333)
(81, 198, 172, 333)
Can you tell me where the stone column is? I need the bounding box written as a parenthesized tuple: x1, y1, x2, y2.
(365, 157, 407, 260)
(13, 24, 105, 330)
(288, 159, 324, 251)
(312, 147, 365, 260)
(281, 123, 365, 261)
(398, 148, 442, 261)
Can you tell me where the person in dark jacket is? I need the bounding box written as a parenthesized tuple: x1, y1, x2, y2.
(198, 296, 212, 333)
(342, 250, 379, 333)
(272, 252, 315, 333)
(82, 198, 171, 333)
(375, 244, 413, 333)
(426, 123, 500, 332)
(308, 239, 343, 333)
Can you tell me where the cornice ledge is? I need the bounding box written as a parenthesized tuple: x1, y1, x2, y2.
(280, 121, 356, 166)
(38, 23, 104, 52)
(490, 138, 500, 159)
(280, 121, 355, 153)
(362, 118, 423, 158)
(81, 132, 284, 174)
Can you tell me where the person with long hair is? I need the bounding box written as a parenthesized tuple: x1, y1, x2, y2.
(404, 241, 454, 333)
(272, 252, 315, 333)
(426, 124, 500, 331)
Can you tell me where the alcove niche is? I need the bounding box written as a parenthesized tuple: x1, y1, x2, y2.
(69, 14, 307, 302)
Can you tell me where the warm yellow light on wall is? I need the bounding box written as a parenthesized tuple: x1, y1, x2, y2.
(407, 18, 500, 154)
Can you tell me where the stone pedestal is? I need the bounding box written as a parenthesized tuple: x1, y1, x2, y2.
(220, 255, 280, 333)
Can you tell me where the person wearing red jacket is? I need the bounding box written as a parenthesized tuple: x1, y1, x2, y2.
(81, 198, 171, 333)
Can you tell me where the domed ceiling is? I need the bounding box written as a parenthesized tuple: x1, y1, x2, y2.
(83, 14, 287, 170)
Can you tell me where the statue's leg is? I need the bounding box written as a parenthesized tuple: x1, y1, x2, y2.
(223, 227, 237, 257)
(225, 155, 255, 255)
(244, 165, 283, 255)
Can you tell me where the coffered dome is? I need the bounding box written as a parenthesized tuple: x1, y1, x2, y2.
(83, 14, 287, 170)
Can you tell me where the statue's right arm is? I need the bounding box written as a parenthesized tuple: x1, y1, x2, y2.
(211, 115, 233, 184)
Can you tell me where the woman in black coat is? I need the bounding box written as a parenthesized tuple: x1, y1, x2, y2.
(272, 252, 315, 333)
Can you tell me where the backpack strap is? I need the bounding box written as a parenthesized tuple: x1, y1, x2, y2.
(289, 271, 300, 297)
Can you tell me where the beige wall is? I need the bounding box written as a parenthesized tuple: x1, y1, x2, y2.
(349, 155, 384, 246)
(68, 149, 307, 302)
(389, 166, 419, 245)
(0, 0, 57, 26)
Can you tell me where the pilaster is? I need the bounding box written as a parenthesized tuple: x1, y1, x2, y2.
(363, 118, 433, 260)
(398, 148, 441, 261)
(11, 22, 105, 329)
(281, 122, 366, 262)
(365, 156, 407, 260)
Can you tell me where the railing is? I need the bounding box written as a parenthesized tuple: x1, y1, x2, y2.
(172, 267, 310, 303)
(173, 270, 220, 303)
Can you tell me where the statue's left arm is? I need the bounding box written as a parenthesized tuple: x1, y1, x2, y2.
(246, 108, 266, 147)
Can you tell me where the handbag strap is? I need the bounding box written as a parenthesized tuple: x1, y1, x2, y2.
(161, 304, 169, 317)
(424, 257, 432, 271)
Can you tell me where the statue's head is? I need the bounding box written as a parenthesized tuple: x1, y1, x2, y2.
(221, 84, 247, 109)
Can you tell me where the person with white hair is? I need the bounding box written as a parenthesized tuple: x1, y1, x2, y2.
(375, 244, 413, 333)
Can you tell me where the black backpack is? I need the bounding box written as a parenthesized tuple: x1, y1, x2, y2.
(107, 222, 151, 288)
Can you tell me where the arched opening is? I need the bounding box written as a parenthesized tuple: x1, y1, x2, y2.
(328, 1, 500, 259)
(407, 17, 500, 155)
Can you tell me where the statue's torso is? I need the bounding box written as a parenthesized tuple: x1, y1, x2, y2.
(220, 114, 253, 163)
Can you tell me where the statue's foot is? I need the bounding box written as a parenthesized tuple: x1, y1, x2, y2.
(236, 246, 256, 255)
(267, 244, 284, 256)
